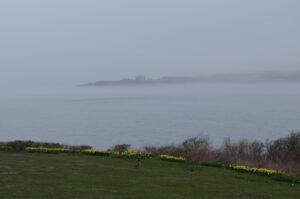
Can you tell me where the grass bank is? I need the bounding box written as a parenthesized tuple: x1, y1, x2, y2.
(0, 151, 299, 199)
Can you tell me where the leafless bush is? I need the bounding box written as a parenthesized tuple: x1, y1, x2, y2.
(217, 138, 265, 165)
(110, 144, 131, 152)
(249, 141, 265, 163)
(181, 136, 213, 162)
(267, 131, 300, 164)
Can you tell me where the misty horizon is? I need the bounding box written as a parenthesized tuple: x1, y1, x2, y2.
(1, 0, 300, 88)
(81, 71, 300, 85)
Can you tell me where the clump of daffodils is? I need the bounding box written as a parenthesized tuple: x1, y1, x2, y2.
(82, 149, 152, 159)
(229, 165, 283, 176)
(25, 147, 72, 153)
(113, 150, 152, 159)
(25, 147, 151, 159)
(81, 149, 111, 156)
(159, 154, 186, 162)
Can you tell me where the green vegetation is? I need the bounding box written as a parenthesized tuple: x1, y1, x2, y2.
(0, 151, 299, 199)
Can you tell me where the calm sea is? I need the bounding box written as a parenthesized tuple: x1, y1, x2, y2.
(0, 83, 300, 149)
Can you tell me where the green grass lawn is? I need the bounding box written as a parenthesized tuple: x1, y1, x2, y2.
(0, 151, 299, 199)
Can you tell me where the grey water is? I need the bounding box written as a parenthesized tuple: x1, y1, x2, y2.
(0, 83, 300, 149)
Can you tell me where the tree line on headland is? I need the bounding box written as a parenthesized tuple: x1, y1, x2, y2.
(79, 72, 300, 87)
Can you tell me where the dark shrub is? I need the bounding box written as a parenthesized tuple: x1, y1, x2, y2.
(181, 136, 213, 162)
(267, 131, 300, 163)
(0, 140, 92, 151)
(110, 144, 131, 153)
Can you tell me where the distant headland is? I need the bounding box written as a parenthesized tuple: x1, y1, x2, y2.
(78, 75, 201, 87)
(78, 72, 300, 87)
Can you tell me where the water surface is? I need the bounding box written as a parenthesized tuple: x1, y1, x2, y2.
(0, 84, 299, 149)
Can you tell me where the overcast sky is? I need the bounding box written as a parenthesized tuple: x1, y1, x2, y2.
(0, 0, 299, 86)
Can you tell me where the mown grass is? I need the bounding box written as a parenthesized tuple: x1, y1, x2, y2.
(0, 151, 299, 199)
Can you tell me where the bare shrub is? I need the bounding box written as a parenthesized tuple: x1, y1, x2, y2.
(267, 131, 300, 164)
(217, 137, 239, 164)
(110, 144, 131, 153)
(248, 141, 265, 164)
(181, 136, 213, 162)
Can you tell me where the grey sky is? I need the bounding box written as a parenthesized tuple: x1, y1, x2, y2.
(0, 0, 299, 86)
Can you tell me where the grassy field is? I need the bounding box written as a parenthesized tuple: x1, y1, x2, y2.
(0, 151, 299, 199)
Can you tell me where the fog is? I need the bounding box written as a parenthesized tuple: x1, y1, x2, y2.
(1, 0, 300, 89)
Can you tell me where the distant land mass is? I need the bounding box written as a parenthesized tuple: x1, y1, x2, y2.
(78, 72, 300, 87)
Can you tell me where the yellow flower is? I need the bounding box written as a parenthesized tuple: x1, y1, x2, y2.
(159, 154, 186, 162)
(230, 165, 283, 176)
(25, 147, 71, 153)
